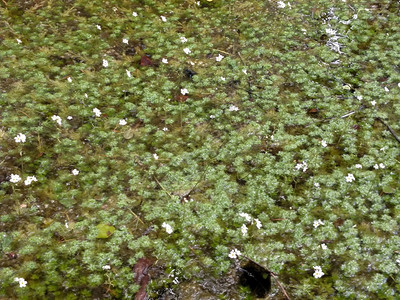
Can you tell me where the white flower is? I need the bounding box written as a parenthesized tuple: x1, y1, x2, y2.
(93, 108, 101, 117)
(14, 277, 27, 288)
(96, 24, 101, 30)
(295, 161, 308, 172)
(132, 12, 138, 17)
(102, 59, 109, 68)
(313, 219, 324, 228)
(216, 54, 224, 62)
(321, 243, 328, 250)
(72, 169, 79, 176)
(374, 164, 379, 170)
(353, 14, 358, 19)
(162, 222, 173, 234)
(162, 58, 168, 64)
(181, 88, 189, 95)
(314, 182, 320, 188)
(67, 77, 72, 83)
(180, 36, 188, 43)
(220, 76, 226, 81)
(160, 16, 167, 22)
(277, 1, 286, 8)
(24, 176, 37, 186)
(325, 28, 337, 36)
(229, 105, 239, 112)
(239, 212, 252, 222)
(228, 248, 242, 259)
(14, 133, 26, 143)
(242, 69, 247, 75)
(51, 115, 62, 125)
(313, 266, 324, 278)
(162, 127, 169, 131)
(371, 100, 376, 106)
(321, 140, 327, 147)
(379, 163, 385, 169)
(241, 224, 248, 236)
(345, 173, 355, 182)
(153, 153, 159, 160)
(84, 93, 88, 98)
(355, 164, 362, 169)
(209, 115, 215, 119)
(384, 86, 389, 92)
(119, 119, 127, 126)
(126, 69, 131, 78)
(254, 218, 262, 229)
(10, 174, 21, 183)
(356, 95, 363, 100)
(122, 38, 129, 44)
(16, 39, 22, 44)
(67, 116, 73, 120)
(183, 48, 191, 54)
(398, 83, 400, 88)
(102, 265, 111, 270)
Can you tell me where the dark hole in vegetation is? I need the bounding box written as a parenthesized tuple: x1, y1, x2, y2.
(238, 261, 271, 298)
(183, 68, 197, 79)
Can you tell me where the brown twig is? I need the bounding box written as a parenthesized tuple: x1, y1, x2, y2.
(153, 176, 172, 198)
(376, 117, 400, 144)
(242, 255, 291, 300)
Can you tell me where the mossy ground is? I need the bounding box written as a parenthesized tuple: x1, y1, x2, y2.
(1, 0, 400, 299)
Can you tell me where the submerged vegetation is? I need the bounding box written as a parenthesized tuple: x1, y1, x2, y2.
(1, 0, 400, 298)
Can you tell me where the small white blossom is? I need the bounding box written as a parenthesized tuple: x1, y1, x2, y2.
(14, 133, 26, 143)
(67, 77, 72, 83)
(241, 224, 248, 236)
(345, 173, 355, 182)
(277, 1, 286, 8)
(239, 212, 252, 222)
(321, 140, 327, 147)
(160, 16, 167, 22)
(153, 153, 159, 160)
(132, 12, 138, 17)
(102, 59, 109, 68)
(162, 58, 168, 64)
(189, 61, 195, 66)
(242, 69, 247, 75)
(119, 119, 127, 126)
(93, 108, 101, 117)
(313, 266, 324, 278)
(229, 105, 239, 112)
(379, 163, 385, 169)
(353, 14, 358, 19)
(371, 100, 376, 106)
(321, 243, 328, 250)
(216, 54, 224, 62)
(181, 88, 189, 95)
(24, 176, 37, 186)
(180, 36, 188, 43)
(16, 39, 22, 44)
(102, 265, 111, 270)
(162, 222, 173, 234)
(384, 86, 389, 92)
(313, 219, 324, 228)
(126, 69, 131, 78)
(398, 83, 400, 88)
(356, 95, 363, 100)
(10, 174, 21, 183)
(325, 28, 337, 35)
(295, 161, 308, 172)
(67, 116, 73, 120)
(96, 24, 101, 30)
(183, 48, 191, 54)
(51, 115, 62, 125)
(196, 1, 200, 5)
(84, 93, 88, 98)
(355, 164, 362, 169)
(220, 76, 226, 81)
(162, 127, 169, 131)
(14, 277, 27, 288)
(72, 169, 79, 176)
(209, 115, 215, 119)
(254, 218, 262, 229)
(374, 164, 379, 170)
(314, 182, 320, 188)
(122, 38, 129, 44)
(228, 248, 242, 259)
(65, 221, 69, 229)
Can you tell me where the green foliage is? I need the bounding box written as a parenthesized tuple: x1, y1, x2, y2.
(1, 0, 400, 298)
